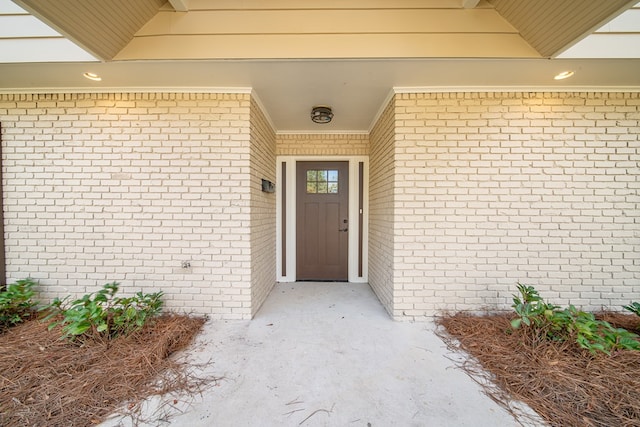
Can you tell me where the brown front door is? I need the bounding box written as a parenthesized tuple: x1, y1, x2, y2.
(296, 161, 349, 280)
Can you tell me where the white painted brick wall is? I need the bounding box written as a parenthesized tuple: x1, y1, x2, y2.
(276, 133, 369, 156)
(388, 92, 640, 320)
(3, 90, 637, 322)
(368, 99, 395, 314)
(249, 96, 277, 315)
(0, 92, 258, 319)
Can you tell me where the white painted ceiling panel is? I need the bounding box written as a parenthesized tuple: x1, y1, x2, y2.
(598, 9, 640, 32)
(0, 0, 22, 13)
(0, 0, 97, 63)
(558, 35, 640, 59)
(0, 38, 97, 62)
(558, 2, 640, 58)
(0, 15, 59, 37)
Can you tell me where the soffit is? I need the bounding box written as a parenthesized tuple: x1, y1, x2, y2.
(487, 0, 637, 57)
(12, 0, 166, 60)
(5, 0, 638, 61)
(116, 0, 539, 60)
(2, 0, 640, 132)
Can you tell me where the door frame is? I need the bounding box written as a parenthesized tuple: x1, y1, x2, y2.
(277, 156, 368, 283)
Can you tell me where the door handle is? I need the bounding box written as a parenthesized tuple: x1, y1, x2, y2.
(339, 228, 348, 232)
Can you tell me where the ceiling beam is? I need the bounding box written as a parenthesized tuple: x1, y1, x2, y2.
(462, 0, 481, 8)
(169, 0, 189, 12)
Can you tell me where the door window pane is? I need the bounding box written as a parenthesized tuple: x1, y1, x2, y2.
(306, 169, 339, 194)
(307, 182, 317, 193)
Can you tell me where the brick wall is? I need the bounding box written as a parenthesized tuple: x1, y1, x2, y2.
(368, 99, 396, 315)
(0, 92, 256, 319)
(391, 92, 640, 319)
(2, 90, 637, 322)
(249, 95, 277, 315)
(276, 133, 369, 156)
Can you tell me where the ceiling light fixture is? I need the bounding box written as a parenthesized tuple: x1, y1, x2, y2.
(83, 72, 102, 81)
(554, 70, 575, 80)
(310, 105, 333, 124)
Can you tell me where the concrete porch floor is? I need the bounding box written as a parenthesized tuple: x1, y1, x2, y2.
(105, 282, 530, 426)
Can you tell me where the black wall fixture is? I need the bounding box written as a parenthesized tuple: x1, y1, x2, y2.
(261, 179, 275, 193)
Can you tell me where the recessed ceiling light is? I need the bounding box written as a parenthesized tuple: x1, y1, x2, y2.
(554, 71, 575, 80)
(83, 72, 102, 81)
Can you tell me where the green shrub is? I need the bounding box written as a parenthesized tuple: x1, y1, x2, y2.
(510, 283, 558, 329)
(623, 302, 640, 317)
(510, 284, 640, 355)
(560, 305, 640, 355)
(0, 278, 37, 331)
(44, 282, 163, 340)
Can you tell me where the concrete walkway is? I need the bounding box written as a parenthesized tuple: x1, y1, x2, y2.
(105, 282, 526, 426)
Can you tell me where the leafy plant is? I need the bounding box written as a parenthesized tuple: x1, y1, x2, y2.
(0, 278, 37, 331)
(44, 282, 163, 340)
(561, 306, 640, 355)
(510, 283, 558, 329)
(623, 302, 640, 317)
(510, 284, 640, 355)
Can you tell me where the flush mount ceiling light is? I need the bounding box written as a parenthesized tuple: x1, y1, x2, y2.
(83, 72, 102, 81)
(310, 105, 333, 124)
(554, 70, 575, 80)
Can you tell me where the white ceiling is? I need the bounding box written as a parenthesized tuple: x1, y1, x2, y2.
(1, 0, 640, 132)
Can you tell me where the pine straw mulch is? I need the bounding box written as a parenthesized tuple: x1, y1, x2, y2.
(437, 312, 640, 427)
(0, 313, 211, 427)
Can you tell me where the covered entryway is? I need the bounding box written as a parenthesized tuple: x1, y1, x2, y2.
(277, 156, 368, 283)
(296, 161, 349, 280)
(135, 282, 522, 426)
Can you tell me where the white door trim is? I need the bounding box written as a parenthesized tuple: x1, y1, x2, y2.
(276, 156, 368, 283)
